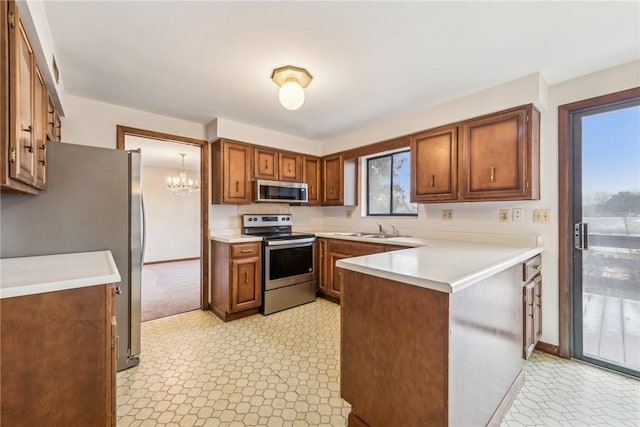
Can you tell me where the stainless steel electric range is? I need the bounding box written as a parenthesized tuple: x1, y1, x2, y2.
(242, 214, 316, 315)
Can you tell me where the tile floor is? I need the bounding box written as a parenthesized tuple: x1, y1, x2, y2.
(118, 299, 640, 427)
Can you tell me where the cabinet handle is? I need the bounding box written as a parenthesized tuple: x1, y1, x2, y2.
(240, 249, 252, 253)
(490, 166, 496, 182)
(330, 185, 335, 195)
(430, 175, 435, 187)
(22, 125, 34, 152)
(39, 144, 47, 166)
(288, 163, 292, 172)
(310, 185, 314, 194)
(244, 271, 249, 284)
(235, 180, 239, 192)
(265, 159, 269, 170)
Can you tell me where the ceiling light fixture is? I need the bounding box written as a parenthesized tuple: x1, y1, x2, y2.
(167, 153, 199, 196)
(271, 65, 313, 111)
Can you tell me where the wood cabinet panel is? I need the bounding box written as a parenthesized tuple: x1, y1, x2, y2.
(411, 125, 457, 202)
(460, 105, 539, 201)
(522, 255, 542, 359)
(318, 238, 329, 292)
(231, 256, 261, 312)
(33, 66, 46, 190)
(212, 139, 252, 204)
(279, 151, 302, 182)
(303, 155, 321, 205)
(254, 147, 278, 180)
(328, 252, 350, 298)
(0, 284, 116, 426)
(322, 154, 343, 205)
(211, 240, 262, 321)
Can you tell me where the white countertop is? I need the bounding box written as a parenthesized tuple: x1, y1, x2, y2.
(336, 240, 543, 294)
(0, 251, 121, 299)
(210, 234, 264, 244)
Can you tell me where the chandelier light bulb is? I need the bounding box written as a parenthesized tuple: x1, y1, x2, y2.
(278, 80, 305, 110)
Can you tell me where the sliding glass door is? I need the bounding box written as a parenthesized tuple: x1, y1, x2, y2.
(571, 99, 640, 377)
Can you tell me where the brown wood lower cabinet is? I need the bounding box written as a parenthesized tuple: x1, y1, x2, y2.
(211, 240, 262, 321)
(317, 238, 407, 300)
(341, 264, 526, 426)
(0, 284, 117, 427)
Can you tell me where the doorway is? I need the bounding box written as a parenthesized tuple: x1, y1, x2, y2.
(559, 88, 640, 377)
(116, 126, 209, 317)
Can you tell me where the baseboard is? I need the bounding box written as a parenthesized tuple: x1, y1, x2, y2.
(535, 341, 560, 356)
(317, 293, 340, 305)
(144, 257, 200, 265)
(486, 369, 525, 427)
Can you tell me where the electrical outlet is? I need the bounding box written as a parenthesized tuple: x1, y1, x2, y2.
(346, 209, 353, 218)
(533, 209, 551, 224)
(512, 208, 523, 222)
(499, 209, 509, 222)
(442, 209, 454, 220)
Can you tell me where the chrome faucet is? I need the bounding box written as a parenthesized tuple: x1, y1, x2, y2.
(377, 223, 384, 236)
(391, 224, 399, 236)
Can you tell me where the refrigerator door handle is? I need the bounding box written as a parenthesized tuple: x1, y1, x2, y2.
(141, 191, 147, 261)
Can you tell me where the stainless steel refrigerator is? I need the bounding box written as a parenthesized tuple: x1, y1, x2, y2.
(0, 142, 143, 371)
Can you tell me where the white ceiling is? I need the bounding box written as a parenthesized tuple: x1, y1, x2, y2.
(125, 135, 200, 171)
(44, 1, 640, 140)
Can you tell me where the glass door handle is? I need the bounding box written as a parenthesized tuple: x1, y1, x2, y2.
(574, 222, 589, 250)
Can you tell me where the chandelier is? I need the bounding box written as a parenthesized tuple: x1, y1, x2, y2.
(167, 153, 199, 196)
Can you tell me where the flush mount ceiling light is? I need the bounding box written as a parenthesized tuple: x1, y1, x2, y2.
(271, 65, 313, 111)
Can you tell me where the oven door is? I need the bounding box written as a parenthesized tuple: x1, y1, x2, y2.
(264, 239, 315, 290)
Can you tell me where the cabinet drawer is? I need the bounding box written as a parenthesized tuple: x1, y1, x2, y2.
(329, 240, 385, 257)
(522, 255, 542, 281)
(231, 242, 262, 258)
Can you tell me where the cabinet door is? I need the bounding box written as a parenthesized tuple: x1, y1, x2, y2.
(254, 147, 278, 180)
(108, 285, 117, 427)
(303, 156, 321, 205)
(279, 152, 302, 182)
(411, 125, 457, 202)
(328, 252, 350, 298)
(460, 106, 535, 201)
(230, 256, 262, 312)
(523, 280, 535, 359)
(9, 11, 36, 186)
(223, 141, 251, 204)
(33, 67, 47, 190)
(533, 275, 542, 343)
(322, 154, 343, 205)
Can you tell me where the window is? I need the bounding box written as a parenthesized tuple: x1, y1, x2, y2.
(367, 150, 417, 216)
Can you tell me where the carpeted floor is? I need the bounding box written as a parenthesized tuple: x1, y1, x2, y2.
(141, 259, 201, 322)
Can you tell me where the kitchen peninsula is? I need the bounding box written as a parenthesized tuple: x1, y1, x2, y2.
(336, 240, 543, 426)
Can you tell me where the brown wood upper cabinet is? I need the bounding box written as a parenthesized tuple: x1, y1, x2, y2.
(411, 124, 458, 202)
(459, 104, 540, 201)
(411, 104, 539, 203)
(211, 139, 252, 204)
(303, 155, 321, 205)
(279, 151, 302, 182)
(254, 147, 278, 180)
(2, 1, 54, 194)
(322, 154, 357, 206)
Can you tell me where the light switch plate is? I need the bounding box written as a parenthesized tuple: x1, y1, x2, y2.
(442, 210, 454, 220)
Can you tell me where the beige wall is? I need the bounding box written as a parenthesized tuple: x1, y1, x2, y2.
(60, 95, 206, 149)
(142, 166, 200, 263)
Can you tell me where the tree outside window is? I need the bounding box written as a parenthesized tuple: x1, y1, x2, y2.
(367, 150, 417, 216)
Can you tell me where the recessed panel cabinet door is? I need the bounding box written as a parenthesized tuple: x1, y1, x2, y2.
(33, 67, 47, 190)
(9, 14, 36, 186)
(303, 156, 321, 205)
(230, 257, 261, 312)
(411, 125, 457, 202)
(223, 142, 251, 204)
(279, 152, 301, 182)
(254, 147, 278, 180)
(460, 105, 538, 200)
(322, 154, 343, 205)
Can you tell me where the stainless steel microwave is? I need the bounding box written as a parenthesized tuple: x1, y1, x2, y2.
(255, 179, 308, 203)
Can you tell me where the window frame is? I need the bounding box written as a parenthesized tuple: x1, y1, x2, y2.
(365, 149, 418, 217)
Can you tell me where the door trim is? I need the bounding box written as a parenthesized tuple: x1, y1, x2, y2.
(558, 87, 640, 358)
(116, 125, 210, 311)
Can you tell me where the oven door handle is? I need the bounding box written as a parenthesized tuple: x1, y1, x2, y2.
(266, 238, 316, 246)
